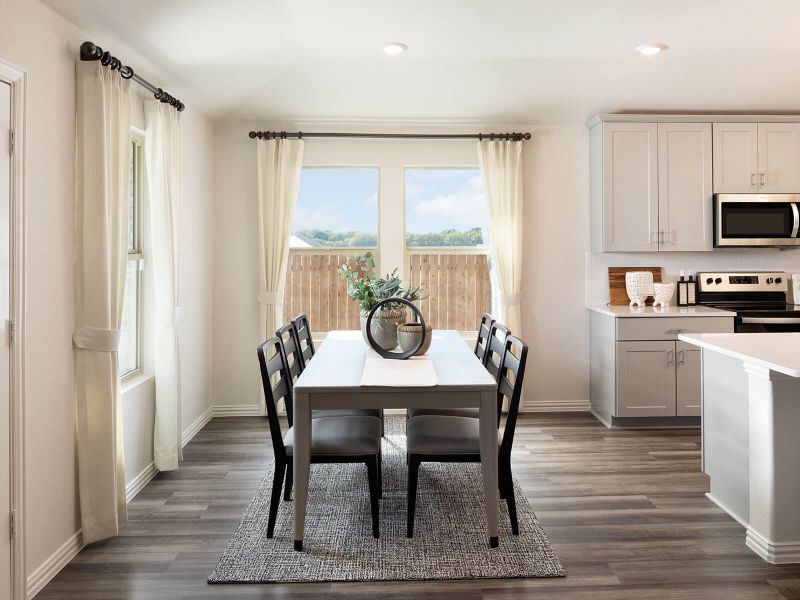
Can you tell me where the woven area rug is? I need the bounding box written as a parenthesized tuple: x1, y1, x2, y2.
(209, 416, 565, 583)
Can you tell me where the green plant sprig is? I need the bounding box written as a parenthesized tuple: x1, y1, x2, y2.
(337, 252, 425, 312)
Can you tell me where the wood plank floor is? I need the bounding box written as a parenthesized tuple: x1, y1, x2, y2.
(38, 413, 800, 599)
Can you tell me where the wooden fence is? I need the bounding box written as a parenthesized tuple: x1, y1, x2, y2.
(408, 252, 492, 331)
(282, 250, 492, 333)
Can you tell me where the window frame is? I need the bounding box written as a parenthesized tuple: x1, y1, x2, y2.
(121, 136, 144, 383)
(291, 165, 381, 250)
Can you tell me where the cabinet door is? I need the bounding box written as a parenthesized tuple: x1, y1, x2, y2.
(602, 123, 659, 252)
(757, 123, 800, 192)
(616, 341, 677, 417)
(713, 123, 758, 193)
(658, 123, 713, 251)
(676, 341, 701, 416)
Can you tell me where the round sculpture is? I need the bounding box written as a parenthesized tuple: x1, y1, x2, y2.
(365, 297, 426, 360)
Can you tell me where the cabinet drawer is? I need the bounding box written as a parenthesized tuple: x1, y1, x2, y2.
(616, 317, 733, 341)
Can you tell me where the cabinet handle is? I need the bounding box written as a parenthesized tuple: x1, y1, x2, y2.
(751, 172, 756, 187)
(677, 349, 685, 365)
(665, 328, 686, 334)
(666, 349, 674, 367)
(761, 172, 766, 186)
(650, 231, 658, 245)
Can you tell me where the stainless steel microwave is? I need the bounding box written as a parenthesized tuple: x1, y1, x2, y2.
(714, 194, 800, 247)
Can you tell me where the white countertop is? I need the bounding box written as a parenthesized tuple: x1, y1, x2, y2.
(679, 332, 800, 378)
(587, 304, 736, 318)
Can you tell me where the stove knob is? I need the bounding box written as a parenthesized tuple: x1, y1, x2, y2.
(767, 277, 774, 284)
(706, 277, 714, 285)
(776, 277, 783, 284)
(715, 277, 722, 284)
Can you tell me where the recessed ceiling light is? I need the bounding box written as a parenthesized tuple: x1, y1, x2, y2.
(383, 43, 408, 56)
(636, 43, 668, 56)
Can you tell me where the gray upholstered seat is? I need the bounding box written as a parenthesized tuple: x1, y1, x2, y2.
(406, 407, 479, 419)
(283, 416, 382, 455)
(407, 415, 501, 455)
(314, 408, 382, 419)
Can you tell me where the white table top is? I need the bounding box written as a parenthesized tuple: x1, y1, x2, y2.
(587, 304, 735, 318)
(679, 332, 800, 378)
(294, 330, 497, 393)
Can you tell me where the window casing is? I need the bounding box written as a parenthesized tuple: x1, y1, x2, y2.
(120, 138, 144, 381)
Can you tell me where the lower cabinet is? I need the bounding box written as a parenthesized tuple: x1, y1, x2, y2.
(616, 340, 702, 417)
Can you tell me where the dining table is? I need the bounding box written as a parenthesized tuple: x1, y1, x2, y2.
(291, 329, 500, 550)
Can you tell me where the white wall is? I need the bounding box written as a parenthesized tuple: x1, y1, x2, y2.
(0, 0, 215, 582)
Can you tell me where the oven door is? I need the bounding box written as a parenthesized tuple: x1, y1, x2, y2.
(736, 315, 800, 333)
(715, 194, 800, 247)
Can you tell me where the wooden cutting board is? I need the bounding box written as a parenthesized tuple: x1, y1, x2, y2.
(608, 267, 663, 306)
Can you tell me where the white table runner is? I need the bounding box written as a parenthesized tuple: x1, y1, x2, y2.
(360, 354, 438, 387)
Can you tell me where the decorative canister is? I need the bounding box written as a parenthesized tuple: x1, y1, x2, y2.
(397, 322, 433, 356)
(625, 271, 655, 307)
(652, 282, 676, 307)
(360, 308, 406, 351)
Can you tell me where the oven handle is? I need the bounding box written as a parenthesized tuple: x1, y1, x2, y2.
(740, 317, 800, 324)
(792, 203, 799, 238)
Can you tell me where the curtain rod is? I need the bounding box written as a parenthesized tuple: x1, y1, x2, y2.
(80, 41, 185, 111)
(248, 130, 531, 141)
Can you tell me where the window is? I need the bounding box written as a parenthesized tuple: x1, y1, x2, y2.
(405, 168, 492, 331)
(120, 139, 143, 379)
(283, 168, 379, 331)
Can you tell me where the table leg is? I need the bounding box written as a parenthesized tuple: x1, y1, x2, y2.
(479, 390, 499, 548)
(293, 390, 311, 551)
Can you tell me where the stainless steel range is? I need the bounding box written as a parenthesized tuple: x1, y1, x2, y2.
(698, 271, 800, 332)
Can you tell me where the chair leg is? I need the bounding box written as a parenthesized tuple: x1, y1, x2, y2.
(381, 409, 385, 437)
(365, 455, 380, 538)
(407, 454, 421, 538)
(267, 459, 286, 538)
(502, 459, 519, 535)
(284, 461, 293, 501)
(377, 452, 383, 499)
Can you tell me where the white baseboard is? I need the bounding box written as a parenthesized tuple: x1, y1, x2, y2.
(523, 398, 590, 412)
(705, 492, 749, 529)
(182, 405, 214, 447)
(125, 462, 158, 503)
(212, 404, 264, 417)
(27, 530, 83, 599)
(746, 528, 800, 564)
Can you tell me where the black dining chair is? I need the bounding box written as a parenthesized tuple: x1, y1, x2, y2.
(276, 323, 382, 424)
(257, 337, 382, 540)
(405, 333, 528, 538)
(292, 313, 315, 365)
(406, 317, 507, 420)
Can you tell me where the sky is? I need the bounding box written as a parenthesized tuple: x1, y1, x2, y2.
(291, 167, 488, 236)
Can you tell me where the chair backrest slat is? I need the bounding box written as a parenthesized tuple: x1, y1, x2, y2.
(292, 314, 315, 365)
(257, 337, 292, 460)
(484, 321, 510, 381)
(276, 323, 304, 425)
(474, 313, 494, 364)
(498, 334, 528, 459)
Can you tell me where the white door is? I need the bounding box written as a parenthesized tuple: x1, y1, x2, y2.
(757, 123, 800, 193)
(616, 341, 677, 417)
(712, 123, 759, 193)
(676, 341, 701, 417)
(657, 123, 713, 251)
(0, 80, 11, 600)
(602, 123, 659, 252)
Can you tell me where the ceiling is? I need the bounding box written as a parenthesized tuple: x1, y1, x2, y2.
(42, 0, 800, 124)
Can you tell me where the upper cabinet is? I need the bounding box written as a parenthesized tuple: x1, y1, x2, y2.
(591, 121, 712, 252)
(713, 122, 800, 193)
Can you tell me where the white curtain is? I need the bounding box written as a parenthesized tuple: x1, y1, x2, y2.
(256, 139, 304, 339)
(145, 101, 183, 471)
(477, 140, 524, 336)
(73, 60, 131, 543)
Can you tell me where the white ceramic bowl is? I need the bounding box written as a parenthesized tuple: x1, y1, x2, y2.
(652, 282, 676, 307)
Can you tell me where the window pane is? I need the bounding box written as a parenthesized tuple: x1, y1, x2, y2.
(129, 141, 136, 251)
(291, 168, 378, 248)
(119, 260, 139, 377)
(405, 169, 488, 247)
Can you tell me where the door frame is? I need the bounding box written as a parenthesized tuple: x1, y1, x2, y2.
(0, 57, 27, 600)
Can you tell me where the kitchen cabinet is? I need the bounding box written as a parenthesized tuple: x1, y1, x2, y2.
(590, 121, 712, 252)
(713, 122, 800, 193)
(588, 308, 735, 427)
(658, 123, 713, 251)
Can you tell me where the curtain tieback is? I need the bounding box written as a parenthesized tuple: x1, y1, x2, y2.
(73, 326, 122, 352)
(498, 292, 522, 306)
(258, 290, 282, 305)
